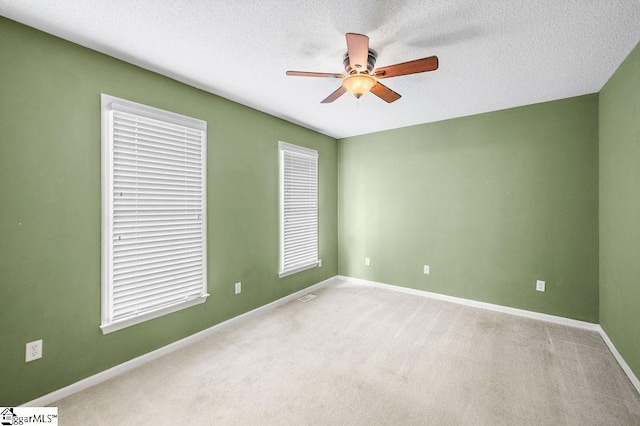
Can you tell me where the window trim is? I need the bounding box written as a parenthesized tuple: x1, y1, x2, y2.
(100, 94, 208, 334)
(278, 141, 319, 278)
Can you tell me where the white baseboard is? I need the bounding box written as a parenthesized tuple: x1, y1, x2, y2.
(597, 326, 640, 395)
(338, 275, 640, 394)
(24, 274, 639, 405)
(338, 275, 599, 330)
(22, 275, 338, 407)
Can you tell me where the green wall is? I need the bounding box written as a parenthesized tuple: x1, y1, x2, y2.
(599, 42, 640, 379)
(338, 95, 599, 322)
(0, 17, 338, 405)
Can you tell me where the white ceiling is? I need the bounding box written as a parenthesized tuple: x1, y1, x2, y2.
(2, 1, 640, 139)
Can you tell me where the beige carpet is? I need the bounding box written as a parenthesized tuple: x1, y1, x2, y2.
(55, 279, 640, 425)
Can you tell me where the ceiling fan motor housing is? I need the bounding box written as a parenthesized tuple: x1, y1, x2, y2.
(343, 49, 377, 74)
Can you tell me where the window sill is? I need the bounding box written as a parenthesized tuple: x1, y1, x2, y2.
(100, 294, 209, 334)
(278, 262, 319, 278)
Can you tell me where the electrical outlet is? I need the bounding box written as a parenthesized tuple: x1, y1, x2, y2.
(536, 280, 545, 292)
(318, 259, 322, 267)
(26, 339, 42, 362)
(234, 282, 242, 295)
(423, 265, 430, 274)
(365, 257, 370, 266)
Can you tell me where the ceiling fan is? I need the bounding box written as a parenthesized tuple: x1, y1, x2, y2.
(286, 33, 439, 104)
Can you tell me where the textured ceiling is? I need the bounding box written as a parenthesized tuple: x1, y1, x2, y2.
(2, 0, 640, 138)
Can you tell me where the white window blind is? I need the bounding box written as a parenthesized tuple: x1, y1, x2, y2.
(279, 141, 319, 278)
(101, 94, 208, 334)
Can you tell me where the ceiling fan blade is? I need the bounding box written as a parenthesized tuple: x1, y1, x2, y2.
(374, 56, 439, 79)
(321, 86, 347, 103)
(345, 33, 369, 72)
(286, 71, 343, 78)
(370, 82, 401, 103)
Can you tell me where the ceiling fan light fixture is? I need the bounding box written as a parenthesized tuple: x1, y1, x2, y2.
(342, 73, 377, 98)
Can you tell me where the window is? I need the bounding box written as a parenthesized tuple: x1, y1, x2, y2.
(101, 94, 208, 334)
(279, 141, 319, 277)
